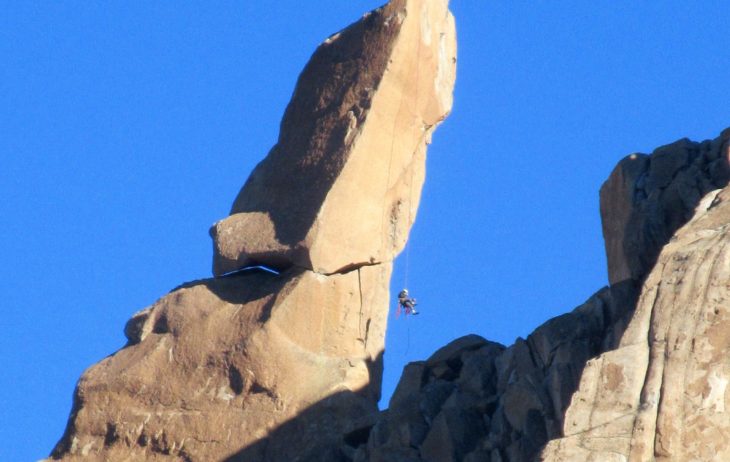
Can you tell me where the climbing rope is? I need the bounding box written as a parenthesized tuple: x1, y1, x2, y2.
(404, 315, 411, 356)
(403, 147, 416, 291)
(400, 25, 422, 306)
(378, 16, 423, 320)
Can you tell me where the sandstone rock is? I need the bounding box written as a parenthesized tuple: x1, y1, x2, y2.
(356, 129, 730, 462)
(52, 265, 390, 461)
(542, 185, 730, 461)
(601, 131, 730, 285)
(48, 0, 730, 458)
(211, 0, 457, 275)
(50, 1, 456, 461)
(358, 282, 635, 462)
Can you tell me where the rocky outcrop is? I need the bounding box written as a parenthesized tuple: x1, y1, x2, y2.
(50, 1, 456, 461)
(52, 266, 390, 461)
(349, 129, 730, 462)
(542, 159, 730, 460)
(47, 0, 730, 458)
(601, 131, 730, 284)
(536, 130, 730, 461)
(353, 284, 636, 462)
(211, 0, 456, 276)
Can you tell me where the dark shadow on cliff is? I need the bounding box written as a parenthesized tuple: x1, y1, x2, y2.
(184, 265, 309, 323)
(608, 134, 730, 286)
(215, 280, 641, 462)
(359, 280, 640, 462)
(222, 353, 384, 462)
(175, 265, 300, 304)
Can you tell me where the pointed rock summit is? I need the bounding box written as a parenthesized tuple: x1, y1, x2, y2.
(50, 1, 456, 461)
(211, 0, 456, 276)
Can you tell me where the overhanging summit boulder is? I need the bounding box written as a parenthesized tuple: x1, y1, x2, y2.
(211, 0, 456, 275)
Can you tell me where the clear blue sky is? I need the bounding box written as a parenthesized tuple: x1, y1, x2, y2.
(3, 2, 730, 460)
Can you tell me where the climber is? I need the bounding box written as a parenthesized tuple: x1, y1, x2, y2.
(397, 289, 418, 316)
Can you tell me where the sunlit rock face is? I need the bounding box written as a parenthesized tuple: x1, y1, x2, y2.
(542, 184, 730, 461)
(52, 266, 392, 462)
(348, 130, 730, 462)
(536, 131, 730, 461)
(211, 0, 456, 276)
(49, 1, 456, 461)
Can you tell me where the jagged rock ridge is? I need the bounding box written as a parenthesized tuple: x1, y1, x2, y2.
(356, 289, 635, 462)
(348, 130, 730, 462)
(50, 1, 456, 461)
(542, 133, 730, 461)
(601, 132, 730, 285)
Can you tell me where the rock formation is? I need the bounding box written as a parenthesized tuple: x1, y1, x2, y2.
(48, 0, 730, 459)
(542, 133, 730, 461)
(50, 1, 456, 461)
(601, 131, 730, 285)
(211, 0, 456, 276)
(354, 286, 635, 462)
(346, 130, 730, 462)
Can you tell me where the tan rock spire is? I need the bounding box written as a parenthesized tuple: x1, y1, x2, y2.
(50, 1, 456, 461)
(211, 0, 456, 275)
(600, 130, 730, 285)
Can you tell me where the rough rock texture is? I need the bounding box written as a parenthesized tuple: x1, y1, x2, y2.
(50, 1, 456, 461)
(211, 0, 456, 276)
(53, 266, 390, 461)
(601, 130, 730, 284)
(541, 185, 730, 461)
(349, 129, 730, 462)
(352, 284, 635, 462)
(48, 0, 730, 458)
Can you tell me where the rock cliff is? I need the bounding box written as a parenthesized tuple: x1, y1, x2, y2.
(50, 1, 456, 461)
(541, 135, 730, 460)
(49, 0, 730, 460)
(350, 131, 730, 462)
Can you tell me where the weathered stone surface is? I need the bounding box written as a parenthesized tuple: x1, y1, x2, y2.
(601, 130, 730, 284)
(48, 0, 730, 457)
(52, 265, 390, 461)
(353, 131, 730, 462)
(211, 0, 457, 275)
(357, 282, 636, 461)
(50, 2, 456, 461)
(542, 185, 730, 461)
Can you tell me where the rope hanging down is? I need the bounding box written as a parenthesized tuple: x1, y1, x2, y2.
(392, 29, 422, 320)
(390, 28, 421, 315)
